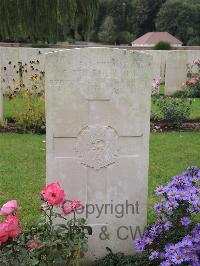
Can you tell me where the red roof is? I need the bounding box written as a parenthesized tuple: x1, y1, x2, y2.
(132, 32, 182, 45)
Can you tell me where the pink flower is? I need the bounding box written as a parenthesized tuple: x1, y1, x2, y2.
(4, 215, 21, 238)
(193, 58, 200, 67)
(62, 200, 84, 215)
(186, 77, 199, 86)
(0, 222, 9, 245)
(0, 215, 21, 245)
(152, 77, 161, 95)
(0, 200, 19, 216)
(26, 240, 38, 250)
(41, 182, 66, 206)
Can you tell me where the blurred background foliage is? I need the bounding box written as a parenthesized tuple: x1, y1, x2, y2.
(0, 0, 199, 45)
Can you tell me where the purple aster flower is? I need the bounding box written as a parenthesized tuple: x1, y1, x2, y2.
(171, 251, 184, 264)
(196, 186, 200, 194)
(167, 187, 177, 199)
(165, 199, 179, 211)
(155, 185, 165, 195)
(135, 238, 146, 252)
(163, 221, 173, 231)
(161, 197, 168, 206)
(153, 202, 163, 213)
(193, 201, 200, 212)
(145, 236, 153, 246)
(188, 194, 199, 205)
(159, 252, 165, 260)
(159, 261, 171, 266)
(173, 175, 192, 188)
(183, 166, 200, 182)
(149, 222, 163, 237)
(149, 250, 159, 261)
(176, 189, 190, 201)
(187, 186, 198, 194)
(181, 217, 191, 226)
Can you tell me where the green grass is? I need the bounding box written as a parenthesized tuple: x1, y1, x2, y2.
(0, 133, 45, 226)
(3, 96, 25, 118)
(148, 131, 200, 224)
(160, 84, 165, 95)
(190, 98, 200, 119)
(0, 132, 199, 226)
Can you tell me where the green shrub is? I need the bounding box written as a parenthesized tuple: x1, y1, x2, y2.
(172, 90, 188, 98)
(93, 249, 148, 266)
(154, 41, 171, 50)
(186, 82, 200, 98)
(153, 97, 191, 127)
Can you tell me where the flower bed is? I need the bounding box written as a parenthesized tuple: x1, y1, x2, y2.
(0, 182, 91, 265)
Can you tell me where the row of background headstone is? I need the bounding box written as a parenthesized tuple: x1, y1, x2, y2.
(0, 47, 200, 95)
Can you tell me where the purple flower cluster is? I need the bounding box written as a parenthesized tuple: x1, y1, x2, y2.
(135, 166, 200, 265)
(154, 166, 200, 215)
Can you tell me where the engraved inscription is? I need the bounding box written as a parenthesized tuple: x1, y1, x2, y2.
(75, 125, 119, 170)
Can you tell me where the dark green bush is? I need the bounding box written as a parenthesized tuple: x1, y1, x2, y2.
(152, 97, 191, 127)
(158, 97, 191, 127)
(154, 41, 171, 50)
(93, 249, 148, 266)
(172, 90, 188, 98)
(186, 83, 200, 98)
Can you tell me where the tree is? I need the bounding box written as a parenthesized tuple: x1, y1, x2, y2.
(98, 16, 117, 43)
(128, 0, 167, 37)
(0, 0, 99, 43)
(156, 0, 200, 45)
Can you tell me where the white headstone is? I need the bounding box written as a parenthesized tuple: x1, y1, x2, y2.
(45, 48, 152, 262)
(0, 66, 3, 121)
(165, 50, 200, 95)
(145, 50, 168, 86)
(0, 47, 60, 94)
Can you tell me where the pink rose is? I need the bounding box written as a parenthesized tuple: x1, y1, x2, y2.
(186, 77, 198, 86)
(62, 200, 84, 215)
(0, 222, 9, 245)
(0, 200, 19, 216)
(0, 214, 21, 244)
(26, 240, 38, 250)
(41, 182, 66, 206)
(4, 215, 21, 238)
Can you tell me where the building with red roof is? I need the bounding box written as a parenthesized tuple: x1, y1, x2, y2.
(132, 32, 182, 47)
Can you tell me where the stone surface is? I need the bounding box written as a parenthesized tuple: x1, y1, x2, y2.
(165, 51, 200, 95)
(45, 48, 152, 261)
(146, 50, 168, 85)
(0, 47, 59, 94)
(0, 66, 2, 121)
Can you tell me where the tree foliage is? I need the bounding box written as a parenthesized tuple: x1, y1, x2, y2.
(0, 0, 99, 43)
(92, 0, 199, 45)
(156, 0, 200, 45)
(0, 0, 199, 45)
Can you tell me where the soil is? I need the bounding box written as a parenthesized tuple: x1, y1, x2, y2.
(151, 121, 200, 132)
(1, 121, 200, 134)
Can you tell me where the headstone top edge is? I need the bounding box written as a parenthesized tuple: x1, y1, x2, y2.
(45, 47, 153, 59)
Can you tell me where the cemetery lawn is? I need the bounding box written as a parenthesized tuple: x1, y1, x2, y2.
(0, 132, 200, 226)
(0, 133, 45, 226)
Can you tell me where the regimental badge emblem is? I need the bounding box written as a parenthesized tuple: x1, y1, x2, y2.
(75, 125, 119, 170)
